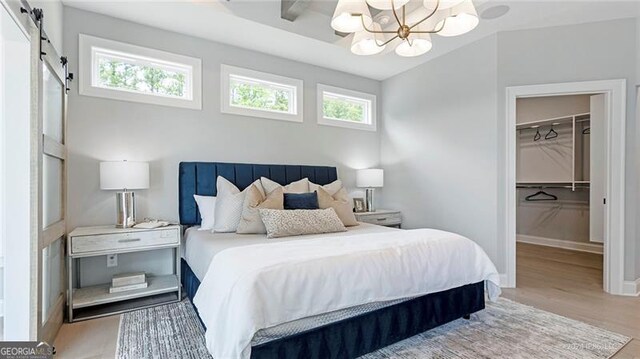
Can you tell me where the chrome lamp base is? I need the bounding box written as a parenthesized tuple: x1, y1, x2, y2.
(115, 191, 136, 228)
(365, 188, 376, 212)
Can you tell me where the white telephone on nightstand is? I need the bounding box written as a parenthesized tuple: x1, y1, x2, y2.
(134, 219, 170, 229)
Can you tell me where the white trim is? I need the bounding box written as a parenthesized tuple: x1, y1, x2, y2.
(622, 278, 640, 296)
(516, 234, 603, 254)
(498, 273, 510, 288)
(78, 34, 202, 110)
(220, 64, 303, 123)
(317, 84, 377, 132)
(505, 79, 626, 295)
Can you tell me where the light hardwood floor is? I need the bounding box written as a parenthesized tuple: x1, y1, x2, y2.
(502, 242, 640, 358)
(54, 242, 640, 358)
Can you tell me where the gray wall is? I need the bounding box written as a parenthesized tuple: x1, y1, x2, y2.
(380, 35, 500, 265)
(63, 7, 381, 231)
(382, 18, 639, 280)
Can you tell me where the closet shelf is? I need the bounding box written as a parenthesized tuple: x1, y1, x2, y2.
(516, 112, 590, 130)
(516, 181, 590, 190)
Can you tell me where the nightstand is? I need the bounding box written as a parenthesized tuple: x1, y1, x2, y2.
(354, 209, 402, 228)
(67, 225, 182, 322)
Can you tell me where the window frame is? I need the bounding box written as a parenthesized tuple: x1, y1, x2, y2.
(220, 64, 303, 123)
(78, 34, 202, 110)
(317, 84, 376, 132)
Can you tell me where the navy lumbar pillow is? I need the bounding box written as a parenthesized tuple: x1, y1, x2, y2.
(284, 192, 319, 210)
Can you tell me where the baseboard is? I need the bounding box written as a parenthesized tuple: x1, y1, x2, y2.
(622, 278, 640, 296)
(516, 234, 603, 254)
(498, 273, 513, 288)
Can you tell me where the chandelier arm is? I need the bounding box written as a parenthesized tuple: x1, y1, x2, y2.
(402, 5, 406, 26)
(408, 0, 440, 31)
(411, 18, 447, 33)
(390, 0, 403, 27)
(359, 15, 398, 33)
(375, 34, 400, 47)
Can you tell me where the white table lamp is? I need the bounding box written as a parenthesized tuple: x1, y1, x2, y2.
(356, 168, 384, 212)
(100, 161, 149, 228)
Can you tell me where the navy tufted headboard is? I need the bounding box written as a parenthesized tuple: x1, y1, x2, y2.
(179, 162, 338, 226)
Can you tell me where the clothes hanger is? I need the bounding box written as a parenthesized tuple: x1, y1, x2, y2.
(533, 126, 541, 141)
(525, 190, 558, 201)
(545, 124, 559, 140)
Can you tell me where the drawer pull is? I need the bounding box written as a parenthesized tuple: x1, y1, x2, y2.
(118, 238, 141, 243)
(376, 218, 388, 221)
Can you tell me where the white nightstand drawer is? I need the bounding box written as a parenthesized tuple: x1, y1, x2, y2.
(71, 228, 179, 254)
(355, 210, 402, 227)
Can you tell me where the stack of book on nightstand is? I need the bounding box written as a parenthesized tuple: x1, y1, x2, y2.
(109, 272, 148, 294)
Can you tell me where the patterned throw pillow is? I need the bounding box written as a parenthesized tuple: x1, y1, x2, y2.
(258, 208, 347, 238)
(214, 177, 263, 233)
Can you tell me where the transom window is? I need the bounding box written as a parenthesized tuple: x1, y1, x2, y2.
(317, 84, 376, 131)
(221, 65, 303, 123)
(79, 34, 202, 109)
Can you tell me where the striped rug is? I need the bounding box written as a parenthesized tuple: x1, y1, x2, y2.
(116, 297, 630, 358)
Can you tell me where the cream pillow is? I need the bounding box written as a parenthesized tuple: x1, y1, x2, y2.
(213, 177, 262, 233)
(260, 177, 309, 194)
(259, 208, 347, 239)
(316, 187, 359, 227)
(309, 179, 343, 196)
(237, 185, 284, 234)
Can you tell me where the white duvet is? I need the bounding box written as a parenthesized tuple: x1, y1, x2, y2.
(193, 228, 501, 359)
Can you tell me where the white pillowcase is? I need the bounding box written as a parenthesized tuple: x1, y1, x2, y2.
(193, 195, 216, 231)
(309, 179, 343, 196)
(214, 177, 263, 233)
(260, 177, 309, 194)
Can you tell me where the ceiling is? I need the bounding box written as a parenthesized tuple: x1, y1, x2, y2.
(62, 0, 640, 80)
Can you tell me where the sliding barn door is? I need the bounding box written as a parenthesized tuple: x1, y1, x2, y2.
(39, 50, 67, 343)
(1, 2, 68, 342)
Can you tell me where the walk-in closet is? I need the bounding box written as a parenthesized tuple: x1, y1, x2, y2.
(515, 94, 606, 292)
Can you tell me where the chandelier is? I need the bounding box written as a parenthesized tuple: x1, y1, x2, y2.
(331, 0, 479, 57)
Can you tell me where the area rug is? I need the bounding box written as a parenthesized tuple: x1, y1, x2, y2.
(116, 298, 630, 359)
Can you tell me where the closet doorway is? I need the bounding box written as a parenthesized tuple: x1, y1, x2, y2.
(505, 80, 627, 295)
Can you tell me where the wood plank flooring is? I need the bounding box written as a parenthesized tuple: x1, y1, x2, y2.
(502, 242, 640, 358)
(54, 242, 640, 358)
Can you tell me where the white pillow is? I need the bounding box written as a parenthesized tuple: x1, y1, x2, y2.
(193, 195, 216, 231)
(260, 177, 309, 194)
(309, 179, 343, 196)
(214, 177, 262, 233)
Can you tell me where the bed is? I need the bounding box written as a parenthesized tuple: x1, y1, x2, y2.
(179, 162, 500, 359)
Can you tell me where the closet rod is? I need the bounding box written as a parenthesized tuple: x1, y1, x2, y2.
(516, 185, 590, 189)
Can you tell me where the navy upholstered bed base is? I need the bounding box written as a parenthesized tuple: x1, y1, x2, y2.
(181, 259, 484, 359)
(179, 162, 338, 226)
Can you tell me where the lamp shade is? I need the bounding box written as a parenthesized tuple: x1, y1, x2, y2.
(366, 0, 409, 11)
(331, 0, 373, 33)
(395, 32, 432, 57)
(356, 168, 384, 188)
(351, 23, 386, 55)
(100, 161, 149, 190)
(435, 0, 479, 37)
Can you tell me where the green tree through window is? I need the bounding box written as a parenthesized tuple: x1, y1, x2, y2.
(98, 58, 186, 98)
(323, 97, 365, 123)
(230, 80, 291, 113)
